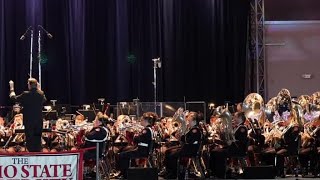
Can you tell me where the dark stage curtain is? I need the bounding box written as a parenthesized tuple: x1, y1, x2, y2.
(0, 0, 250, 106)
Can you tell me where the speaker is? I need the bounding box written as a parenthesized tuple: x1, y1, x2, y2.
(244, 165, 275, 179)
(127, 167, 158, 180)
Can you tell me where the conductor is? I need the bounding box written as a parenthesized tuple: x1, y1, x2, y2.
(9, 78, 46, 152)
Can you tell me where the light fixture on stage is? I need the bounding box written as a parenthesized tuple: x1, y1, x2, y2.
(208, 103, 215, 110)
(98, 98, 105, 105)
(50, 100, 57, 107)
(44, 106, 52, 111)
(164, 104, 175, 112)
(82, 104, 91, 110)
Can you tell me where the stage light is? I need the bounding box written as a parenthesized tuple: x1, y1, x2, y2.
(208, 103, 215, 109)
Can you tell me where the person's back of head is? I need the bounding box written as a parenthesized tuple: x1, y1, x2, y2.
(28, 78, 38, 90)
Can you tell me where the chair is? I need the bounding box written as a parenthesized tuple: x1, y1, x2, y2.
(129, 140, 155, 168)
(283, 135, 301, 177)
(83, 129, 111, 179)
(177, 142, 206, 179)
(225, 139, 250, 178)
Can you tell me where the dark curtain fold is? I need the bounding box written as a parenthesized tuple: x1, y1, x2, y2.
(0, 0, 250, 106)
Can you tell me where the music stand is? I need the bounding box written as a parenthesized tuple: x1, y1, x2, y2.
(43, 110, 58, 120)
(78, 110, 96, 122)
(56, 104, 72, 117)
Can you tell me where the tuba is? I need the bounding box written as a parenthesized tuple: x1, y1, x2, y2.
(172, 107, 188, 139)
(265, 97, 277, 122)
(298, 95, 311, 113)
(309, 92, 320, 120)
(219, 104, 235, 145)
(311, 91, 320, 111)
(243, 93, 265, 129)
(291, 100, 304, 129)
(275, 89, 293, 122)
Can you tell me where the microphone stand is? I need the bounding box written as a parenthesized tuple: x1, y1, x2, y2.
(29, 29, 34, 78)
(152, 58, 161, 114)
(37, 25, 53, 89)
(38, 29, 42, 89)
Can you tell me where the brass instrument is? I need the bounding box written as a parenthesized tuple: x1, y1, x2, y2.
(219, 104, 235, 145)
(275, 88, 293, 122)
(172, 107, 188, 139)
(298, 95, 311, 113)
(311, 91, 320, 111)
(301, 113, 320, 148)
(301, 122, 313, 148)
(243, 93, 265, 130)
(265, 97, 277, 122)
(56, 119, 70, 130)
(291, 101, 304, 128)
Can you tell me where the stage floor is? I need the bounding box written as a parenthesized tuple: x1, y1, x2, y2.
(108, 175, 316, 180)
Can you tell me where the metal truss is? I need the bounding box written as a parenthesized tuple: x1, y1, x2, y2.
(250, 0, 266, 99)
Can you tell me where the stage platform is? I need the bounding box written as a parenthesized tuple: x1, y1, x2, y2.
(107, 175, 317, 180)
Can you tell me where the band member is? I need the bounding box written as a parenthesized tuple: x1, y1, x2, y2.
(0, 117, 7, 146)
(75, 114, 85, 126)
(209, 123, 248, 178)
(0, 117, 5, 129)
(116, 112, 157, 179)
(247, 128, 265, 166)
(160, 111, 203, 179)
(5, 104, 21, 125)
(83, 114, 109, 160)
(298, 116, 320, 177)
(9, 78, 46, 152)
(275, 123, 301, 177)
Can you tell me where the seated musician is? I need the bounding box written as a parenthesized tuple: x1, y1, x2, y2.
(0, 114, 26, 153)
(209, 122, 248, 178)
(274, 123, 300, 177)
(12, 113, 24, 129)
(160, 111, 203, 179)
(5, 104, 21, 125)
(74, 114, 85, 126)
(299, 116, 320, 176)
(83, 113, 109, 160)
(0, 117, 7, 148)
(0, 117, 14, 153)
(247, 127, 265, 166)
(116, 112, 157, 179)
(0, 116, 5, 129)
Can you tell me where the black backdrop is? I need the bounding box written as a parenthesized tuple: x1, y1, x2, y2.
(0, 0, 250, 106)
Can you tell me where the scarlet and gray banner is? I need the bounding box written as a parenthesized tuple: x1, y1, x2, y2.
(0, 151, 83, 180)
